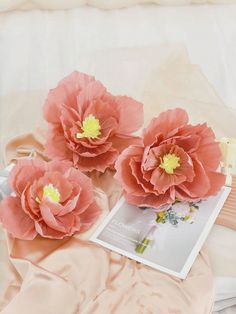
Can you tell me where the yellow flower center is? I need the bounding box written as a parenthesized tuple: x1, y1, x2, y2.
(160, 153, 180, 174)
(76, 114, 101, 139)
(42, 184, 61, 203)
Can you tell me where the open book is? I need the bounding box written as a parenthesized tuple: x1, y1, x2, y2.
(91, 187, 230, 279)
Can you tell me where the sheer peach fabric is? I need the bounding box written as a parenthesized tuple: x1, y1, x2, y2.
(1, 47, 235, 313)
(0, 146, 215, 314)
(0, 168, 214, 313)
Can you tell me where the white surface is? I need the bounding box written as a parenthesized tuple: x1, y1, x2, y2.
(1, 0, 236, 12)
(0, 5, 236, 112)
(1, 4, 236, 313)
(208, 225, 236, 313)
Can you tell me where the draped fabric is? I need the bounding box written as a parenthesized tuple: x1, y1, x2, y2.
(1, 47, 236, 313)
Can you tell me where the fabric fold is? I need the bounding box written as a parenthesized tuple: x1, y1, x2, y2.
(1, 46, 235, 313)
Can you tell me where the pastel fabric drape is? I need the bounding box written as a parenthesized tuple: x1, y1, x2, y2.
(1, 47, 236, 313)
(0, 188, 214, 314)
(0, 131, 215, 313)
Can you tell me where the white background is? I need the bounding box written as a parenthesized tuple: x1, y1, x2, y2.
(1, 5, 236, 112)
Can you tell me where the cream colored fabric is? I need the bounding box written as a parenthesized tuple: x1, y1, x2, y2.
(0, 148, 215, 314)
(1, 0, 236, 12)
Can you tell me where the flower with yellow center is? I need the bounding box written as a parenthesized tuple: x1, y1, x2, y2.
(76, 114, 101, 139)
(36, 183, 61, 203)
(160, 153, 180, 174)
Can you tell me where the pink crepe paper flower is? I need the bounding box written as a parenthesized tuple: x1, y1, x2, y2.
(43, 71, 144, 173)
(115, 108, 226, 209)
(0, 159, 101, 240)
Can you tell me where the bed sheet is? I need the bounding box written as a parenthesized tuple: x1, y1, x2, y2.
(1, 4, 236, 314)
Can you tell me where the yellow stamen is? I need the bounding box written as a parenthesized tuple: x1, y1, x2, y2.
(42, 184, 60, 203)
(160, 153, 180, 174)
(76, 114, 101, 139)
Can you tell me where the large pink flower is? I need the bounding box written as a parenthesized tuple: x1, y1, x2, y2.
(0, 159, 101, 240)
(44, 71, 143, 172)
(115, 108, 225, 209)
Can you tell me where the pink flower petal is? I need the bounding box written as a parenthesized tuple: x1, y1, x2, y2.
(144, 144, 194, 193)
(175, 187, 199, 202)
(163, 135, 200, 154)
(66, 167, 94, 213)
(44, 87, 68, 124)
(111, 134, 142, 153)
(37, 171, 73, 203)
(40, 201, 74, 233)
(196, 142, 222, 172)
(142, 146, 159, 171)
(77, 201, 101, 233)
(129, 158, 159, 195)
(58, 194, 80, 216)
(0, 197, 37, 240)
(9, 159, 45, 196)
(60, 105, 81, 142)
(61, 71, 95, 94)
(77, 79, 107, 117)
(115, 146, 146, 196)
(177, 159, 210, 199)
(125, 190, 174, 210)
(143, 108, 188, 146)
(35, 221, 67, 239)
(83, 97, 117, 124)
(21, 185, 40, 220)
(75, 149, 118, 172)
(46, 160, 73, 173)
(205, 171, 226, 197)
(45, 124, 73, 161)
(76, 142, 112, 158)
(44, 72, 93, 123)
(150, 167, 186, 194)
(114, 96, 144, 134)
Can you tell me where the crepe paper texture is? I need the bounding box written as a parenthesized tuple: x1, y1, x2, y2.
(0, 159, 101, 239)
(44, 71, 143, 173)
(115, 108, 226, 210)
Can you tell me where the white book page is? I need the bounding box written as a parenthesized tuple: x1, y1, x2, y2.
(91, 187, 231, 279)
